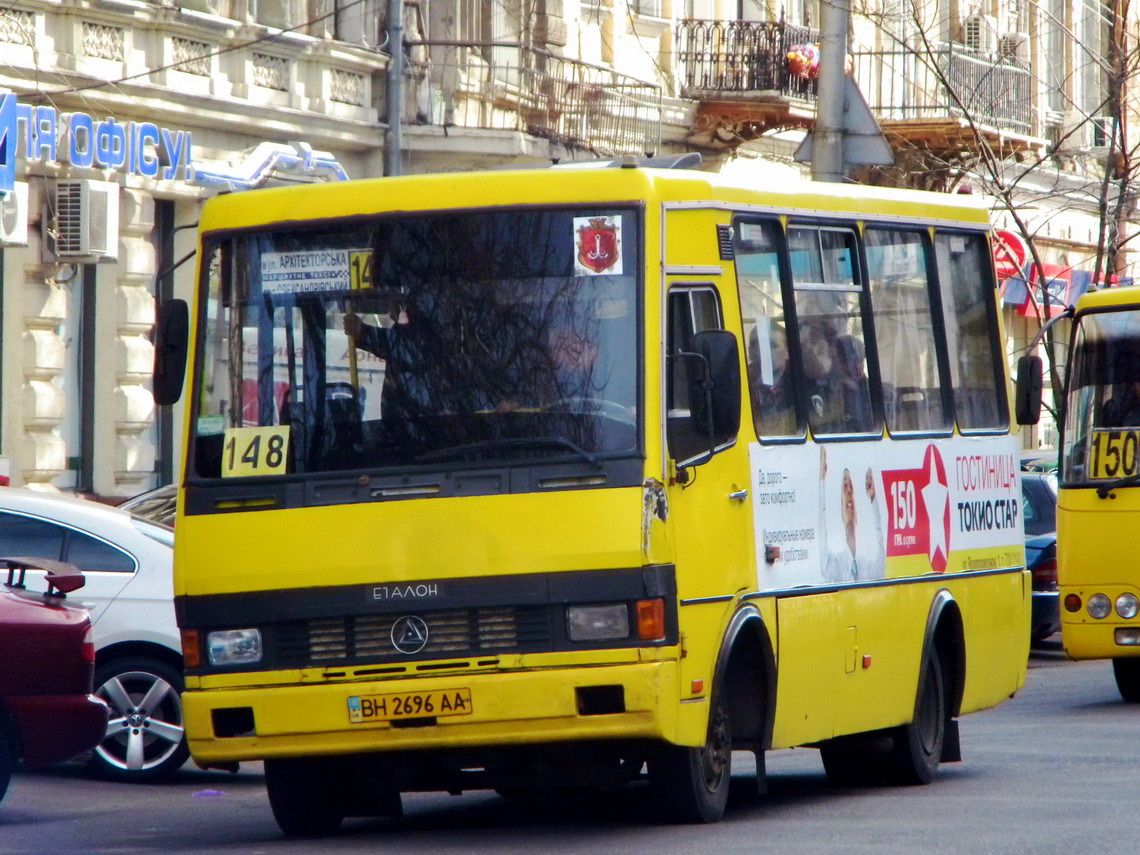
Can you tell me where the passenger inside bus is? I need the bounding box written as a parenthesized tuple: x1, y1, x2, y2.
(800, 322, 873, 435)
(747, 324, 796, 436)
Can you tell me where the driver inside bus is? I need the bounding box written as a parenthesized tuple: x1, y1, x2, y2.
(343, 299, 428, 428)
(1102, 380, 1140, 428)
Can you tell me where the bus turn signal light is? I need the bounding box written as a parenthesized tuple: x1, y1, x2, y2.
(637, 598, 666, 641)
(181, 630, 201, 669)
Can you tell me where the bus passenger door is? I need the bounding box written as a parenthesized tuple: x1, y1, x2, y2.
(665, 283, 756, 699)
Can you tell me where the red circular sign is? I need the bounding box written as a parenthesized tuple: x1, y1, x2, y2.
(992, 229, 1028, 279)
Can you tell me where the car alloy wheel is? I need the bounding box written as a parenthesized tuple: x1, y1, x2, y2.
(91, 656, 189, 780)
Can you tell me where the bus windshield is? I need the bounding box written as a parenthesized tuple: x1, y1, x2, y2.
(190, 207, 640, 479)
(1062, 308, 1140, 484)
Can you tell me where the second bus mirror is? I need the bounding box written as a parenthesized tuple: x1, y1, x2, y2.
(689, 329, 742, 442)
(153, 298, 189, 406)
(1015, 354, 1043, 425)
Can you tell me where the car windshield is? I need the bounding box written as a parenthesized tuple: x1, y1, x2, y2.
(120, 487, 177, 528)
(1062, 309, 1140, 484)
(190, 208, 641, 478)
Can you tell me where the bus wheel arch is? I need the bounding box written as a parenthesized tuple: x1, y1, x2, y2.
(887, 589, 965, 784)
(714, 605, 776, 755)
(647, 604, 775, 823)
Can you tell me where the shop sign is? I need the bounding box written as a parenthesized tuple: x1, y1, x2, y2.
(992, 229, 1029, 280)
(0, 93, 194, 194)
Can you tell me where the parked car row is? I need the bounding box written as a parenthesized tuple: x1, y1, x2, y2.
(0, 556, 108, 803)
(0, 487, 185, 785)
(1020, 465, 1060, 642)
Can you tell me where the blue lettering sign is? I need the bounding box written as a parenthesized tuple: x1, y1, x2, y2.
(133, 122, 160, 177)
(67, 112, 95, 168)
(94, 118, 127, 169)
(0, 94, 16, 194)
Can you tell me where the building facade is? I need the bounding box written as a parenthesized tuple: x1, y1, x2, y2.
(0, 0, 1131, 494)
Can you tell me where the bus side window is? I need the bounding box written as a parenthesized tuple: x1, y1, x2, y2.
(788, 225, 879, 437)
(864, 228, 951, 434)
(667, 286, 731, 463)
(933, 232, 1009, 431)
(733, 218, 804, 439)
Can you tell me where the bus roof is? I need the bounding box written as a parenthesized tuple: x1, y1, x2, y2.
(1075, 284, 1140, 312)
(197, 164, 993, 234)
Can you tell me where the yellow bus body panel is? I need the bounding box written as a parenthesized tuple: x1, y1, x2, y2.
(179, 169, 1024, 771)
(1058, 486, 1140, 660)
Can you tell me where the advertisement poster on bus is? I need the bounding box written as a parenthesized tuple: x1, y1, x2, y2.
(749, 437, 1023, 590)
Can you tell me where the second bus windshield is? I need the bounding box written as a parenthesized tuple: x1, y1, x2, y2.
(191, 208, 641, 478)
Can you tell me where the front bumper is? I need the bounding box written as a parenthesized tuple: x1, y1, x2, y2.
(185, 660, 686, 764)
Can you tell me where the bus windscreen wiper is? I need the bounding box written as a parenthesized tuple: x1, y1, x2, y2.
(1096, 471, 1140, 498)
(414, 436, 603, 470)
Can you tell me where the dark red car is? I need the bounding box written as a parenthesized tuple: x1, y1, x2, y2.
(0, 557, 109, 803)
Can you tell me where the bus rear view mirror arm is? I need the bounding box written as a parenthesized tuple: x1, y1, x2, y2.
(1015, 307, 1073, 425)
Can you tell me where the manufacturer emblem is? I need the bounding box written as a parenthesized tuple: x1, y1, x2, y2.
(391, 615, 429, 654)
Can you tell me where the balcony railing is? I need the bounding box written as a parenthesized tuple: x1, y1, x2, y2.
(411, 42, 663, 157)
(851, 43, 1036, 138)
(676, 19, 821, 101)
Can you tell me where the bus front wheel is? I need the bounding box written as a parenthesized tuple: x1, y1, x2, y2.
(1112, 658, 1140, 702)
(265, 757, 346, 837)
(648, 696, 731, 823)
(886, 646, 947, 785)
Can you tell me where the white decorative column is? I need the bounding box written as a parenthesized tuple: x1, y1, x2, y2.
(111, 188, 158, 496)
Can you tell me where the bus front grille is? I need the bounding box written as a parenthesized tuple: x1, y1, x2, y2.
(274, 605, 551, 667)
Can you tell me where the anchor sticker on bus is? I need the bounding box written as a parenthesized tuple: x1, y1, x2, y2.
(574, 215, 623, 276)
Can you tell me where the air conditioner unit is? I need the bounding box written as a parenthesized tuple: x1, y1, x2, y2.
(998, 32, 1030, 65)
(0, 181, 29, 246)
(963, 14, 998, 53)
(45, 179, 119, 261)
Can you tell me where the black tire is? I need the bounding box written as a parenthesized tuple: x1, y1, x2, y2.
(648, 696, 731, 823)
(90, 656, 189, 781)
(0, 731, 12, 805)
(886, 647, 947, 785)
(1112, 658, 1140, 703)
(265, 758, 346, 837)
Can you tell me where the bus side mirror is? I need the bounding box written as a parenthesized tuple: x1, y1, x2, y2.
(1015, 354, 1043, 425)
(153, 298, 189, 406)
(688, 329, 742, 443)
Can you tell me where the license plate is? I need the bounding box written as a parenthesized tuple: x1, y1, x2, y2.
(348, 688, 473, 723)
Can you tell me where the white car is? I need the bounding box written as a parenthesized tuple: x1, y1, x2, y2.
(0, 487, 185, 780)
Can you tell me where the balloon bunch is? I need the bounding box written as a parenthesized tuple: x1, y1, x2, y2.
(786, 45, 855, 80)
(786, 44, 820, 80)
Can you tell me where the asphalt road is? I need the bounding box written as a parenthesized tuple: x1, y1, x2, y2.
(2, 638, 1134, 855)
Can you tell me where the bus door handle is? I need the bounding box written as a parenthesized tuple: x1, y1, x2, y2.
(728, 489, 748, 502)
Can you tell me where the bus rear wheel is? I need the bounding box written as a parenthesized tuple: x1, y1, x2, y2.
(1112, 658, 1140, 702)
(886, 646, 947, 785)
(648, 696, 731, 823)
(265, 757, 346, 837)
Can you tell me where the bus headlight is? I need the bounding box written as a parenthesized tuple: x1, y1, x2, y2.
(207, 629, 263, 666)
(567, 604, 629, 641)
(1116, 593, 1140, 619)
(1087, 594, 1112, 620)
